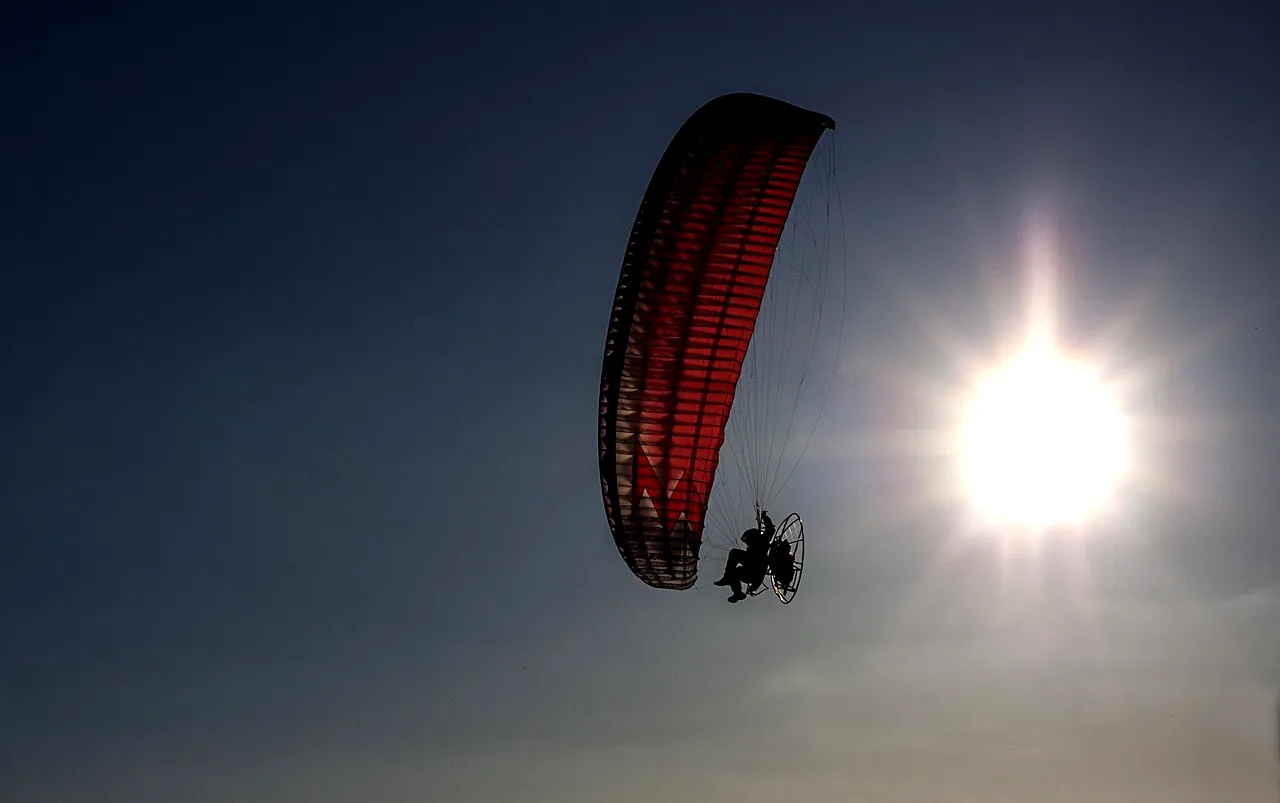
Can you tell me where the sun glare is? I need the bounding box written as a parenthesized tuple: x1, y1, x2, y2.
(961, 350, 1126, 527)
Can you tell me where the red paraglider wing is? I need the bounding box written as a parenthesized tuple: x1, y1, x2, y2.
(598, 93, 835, 590)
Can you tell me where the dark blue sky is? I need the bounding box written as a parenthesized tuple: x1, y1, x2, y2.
(4, 3, 1279, 801)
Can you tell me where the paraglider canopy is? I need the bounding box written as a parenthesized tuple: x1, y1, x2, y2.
(597, 93, 835, 591)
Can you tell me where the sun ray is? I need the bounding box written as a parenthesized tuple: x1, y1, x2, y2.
(834, 207, 1260, 655)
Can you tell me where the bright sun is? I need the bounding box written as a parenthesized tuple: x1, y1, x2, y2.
(961, 349, 1126, 528)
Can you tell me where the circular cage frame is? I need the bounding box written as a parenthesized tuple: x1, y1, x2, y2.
(768, 512, 805, 604)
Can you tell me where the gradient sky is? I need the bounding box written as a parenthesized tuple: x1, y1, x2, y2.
(4, 2, 1279, 802)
